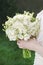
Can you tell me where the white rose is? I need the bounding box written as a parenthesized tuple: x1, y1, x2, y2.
(24, 34, 31, 41)
(6, 29, 17, 41)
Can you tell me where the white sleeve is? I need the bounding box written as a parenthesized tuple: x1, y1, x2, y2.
(33, 11, 43, 65)
(36, 10, 43, 45)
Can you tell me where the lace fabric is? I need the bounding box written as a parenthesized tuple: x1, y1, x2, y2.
(33, 10, 43, 65)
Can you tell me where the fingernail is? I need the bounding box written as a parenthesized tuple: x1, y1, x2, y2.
(18, 42, 20, 43)
(17, 41, 20, 43)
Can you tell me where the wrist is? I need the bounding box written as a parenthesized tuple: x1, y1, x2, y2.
(33, 40, 41, 52)
(35, 41, 43, 53)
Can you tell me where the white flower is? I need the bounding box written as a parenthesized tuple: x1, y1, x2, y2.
(6, 29, 17, 41)
(18, 34, 24, 40)
(4, 11, 40, 41)
(24, 34, 31, 41)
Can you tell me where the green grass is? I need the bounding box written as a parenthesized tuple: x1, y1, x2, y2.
(0, 30, 35, 65)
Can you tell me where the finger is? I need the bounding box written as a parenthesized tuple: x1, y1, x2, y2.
(17, 40, 21, 43)
(17, 41, 22, 46)
(18, 45, 25, 49)
(19, 46, 23, 48)
(17, 42, 22, 48)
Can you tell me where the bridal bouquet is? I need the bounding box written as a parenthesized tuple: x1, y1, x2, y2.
(3, 11, 40, 58)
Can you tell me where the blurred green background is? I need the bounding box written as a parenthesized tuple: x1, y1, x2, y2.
(0, 0, 43, 65)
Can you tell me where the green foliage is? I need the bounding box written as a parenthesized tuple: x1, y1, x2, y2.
(0, 30, 35, 65)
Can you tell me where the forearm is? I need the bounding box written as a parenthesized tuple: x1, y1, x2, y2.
(34, 41, 43, 57)
(17, 39, 43, 57)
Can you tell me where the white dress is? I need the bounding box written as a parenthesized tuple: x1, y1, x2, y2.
(33, 10, 43, 65)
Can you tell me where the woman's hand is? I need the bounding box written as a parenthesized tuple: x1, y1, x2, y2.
(17, 38, 39, 51)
